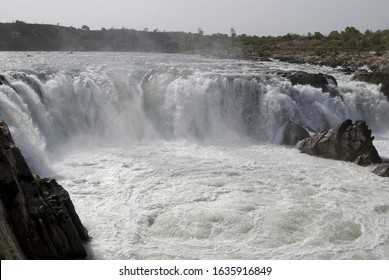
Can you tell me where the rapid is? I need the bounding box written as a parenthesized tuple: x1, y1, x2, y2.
(1, 52, 389, 259)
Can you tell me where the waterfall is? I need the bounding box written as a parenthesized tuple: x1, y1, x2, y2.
(2, 52, 389, 260)
(1, 54, 389, 174)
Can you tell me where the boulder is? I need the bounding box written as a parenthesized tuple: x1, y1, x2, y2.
(281, 121, 310, 146)
(287, 71, 339, 97)
(297, 119, 381, 166)
(352, 72, 389, 99)
(373, 164, 389, 177)
(0, 74, 10, 86)
(0, 121, 89, 259)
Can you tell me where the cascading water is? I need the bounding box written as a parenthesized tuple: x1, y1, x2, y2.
(1, 52, 389, 259)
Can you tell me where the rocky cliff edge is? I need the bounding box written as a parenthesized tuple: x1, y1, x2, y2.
(0, 121, 89, 259)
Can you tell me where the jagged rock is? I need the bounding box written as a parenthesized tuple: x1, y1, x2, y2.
(352, 72, 389, 99)
(0, 74, 9, 87)
(281, 121, 310, 146)
(0, 200, 26, 259)
(0, 121, 89, 259)
(373, 164, 389, 177)
(287, 71, 339, 97)
(297, 119, 381, 166)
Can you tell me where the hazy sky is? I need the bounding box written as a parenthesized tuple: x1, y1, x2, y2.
(2, 0, 388, 35)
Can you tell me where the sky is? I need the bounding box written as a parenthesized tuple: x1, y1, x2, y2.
(1, 0, 388, 36)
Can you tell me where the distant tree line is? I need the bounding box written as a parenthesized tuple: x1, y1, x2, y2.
(0, 21, 187, 52)
(0, 21, 388, 58)
(235, 27, 389, 59)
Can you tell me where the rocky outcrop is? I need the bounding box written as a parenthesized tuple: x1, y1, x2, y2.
(352, 72, 389, 98)
(281, 121, 310, 146)
(297, 119, 381, 166)
(0, 121, 89, 259)
(272, 50, 389, 74)
(0, 74, 8, 86)
(286, 71, 339, 97)
(373, 164, 389, 177)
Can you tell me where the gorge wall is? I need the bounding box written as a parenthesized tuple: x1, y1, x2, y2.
(0, 121, 89, 259)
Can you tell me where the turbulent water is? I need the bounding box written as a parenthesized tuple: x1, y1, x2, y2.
(1, 52, 389, 259)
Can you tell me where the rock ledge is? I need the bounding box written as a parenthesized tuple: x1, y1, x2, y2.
(0, 121, 89, 259)
(373, 164, 389, 177)
(297, 119, 381, 166)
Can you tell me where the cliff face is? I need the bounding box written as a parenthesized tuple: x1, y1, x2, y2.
(0, 121, 89, 259)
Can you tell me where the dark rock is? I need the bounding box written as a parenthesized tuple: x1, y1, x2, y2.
(0, 200, 26, 259)
(287, 71, 339, 98)
(281, 121, 310, 146)
(352, 72, 389, 99)
(0, 74, 9, 86)
(297, 119, 381, 166)
(373, 164, 389, 177)
(341, 67, 355, 75)
(0, 121, 89, 259)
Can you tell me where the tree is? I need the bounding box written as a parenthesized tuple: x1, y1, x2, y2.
(230, 28, 236, 38)
(10, 31, 23, 49)
(11, 31, 22, 41)
(344, 26, 361, 36)
(197, 27, 204, 35)
(81, 25, 90, 31)
(313, 32, 324, 40)
(328, 30, 340, 40)
(341, 26, 362, 48)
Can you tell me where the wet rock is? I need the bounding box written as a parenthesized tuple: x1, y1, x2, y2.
(373, 164, 389, 177)
(287, 71, 339, 98)
(297, 119, 381, 166)
(352, 72, 389, 99)
(340, 67, 356, 75)
(281, 121, 310, 146)
(0, 74, 6, 85)
(271, 50, 389, 74)
(0, 121, 89, 259)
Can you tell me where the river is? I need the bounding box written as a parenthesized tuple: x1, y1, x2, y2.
(1, 52, 388, 259)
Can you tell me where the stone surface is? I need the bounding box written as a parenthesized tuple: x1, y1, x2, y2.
(373, 164, 389, 177)
(281, 121, 310, 146)
(297, 119, 381, 166)
(0, 200, 26, 259)
(272, 51, 389, 74)
(286, 71, 339, 97)
(0, 121, 89, 259)
(352, 72, 389, 99)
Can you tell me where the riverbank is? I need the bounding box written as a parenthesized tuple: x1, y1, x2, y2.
(2, 22, 388, 74)
(258, 48, 389, 98)
(270, 50, 389, 73)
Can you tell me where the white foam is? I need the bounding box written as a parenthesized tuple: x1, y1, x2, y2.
(1, 52, 389, 259)
(51, 142, 389, 259)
